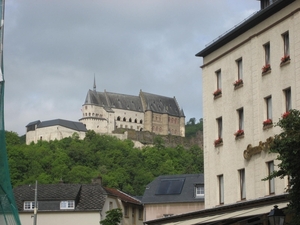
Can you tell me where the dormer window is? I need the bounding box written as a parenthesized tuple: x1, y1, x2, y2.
(24, 201, 35, 210)
(60, 200, 75, 209)
(195, 185, 204, 197)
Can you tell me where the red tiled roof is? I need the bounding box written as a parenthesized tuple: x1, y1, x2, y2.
(104, 187, 141, 205)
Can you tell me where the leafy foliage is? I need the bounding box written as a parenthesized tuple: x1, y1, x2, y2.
(6, 130, 203, 196)
(185, 118, 203, 138)
(100, 208, 123, 225)
(267, 109, 300, 223)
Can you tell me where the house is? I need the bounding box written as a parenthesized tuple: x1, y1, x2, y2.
(25, 119, 87, 144)
(13, 180, 143, 225)
(79, 85, 185, 137)
(142, 174, 205, 221)
(146, 0, 298, 224)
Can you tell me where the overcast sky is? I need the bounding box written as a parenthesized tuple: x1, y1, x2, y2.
(4, 0, 260, 135)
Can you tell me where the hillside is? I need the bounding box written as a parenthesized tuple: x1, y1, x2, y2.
(6, 130, 203, 196)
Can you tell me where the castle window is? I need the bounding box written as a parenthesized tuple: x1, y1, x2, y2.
(123, 117, 126, 122)
(134, 119, 137, 123)
(117, 116, 121, 121)
(129, 118, 132, 122)
(140, 120, 143, 124)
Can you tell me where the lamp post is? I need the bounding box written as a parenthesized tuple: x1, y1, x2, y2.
(268, 205, 285, 225)
(33, 180, 38, 225)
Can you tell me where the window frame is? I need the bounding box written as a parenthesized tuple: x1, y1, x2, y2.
(284, 88, 291, 112)
(60, 200, 75, 210)
(237, 58, 243, 80)
(267, 161, 275, 194)
(265, 96, 272, 120)
(218, 175, 224, 204)
(239, 169, 246, 200)
(195, 185, 204, 198)
(237, 108, 244, 130)
(282, 31, 290, 56)
(216, 70, 222, 90)
(264, 42, 270, 65)
(216, 117, 223, 139)
(24, 201, 35, 210)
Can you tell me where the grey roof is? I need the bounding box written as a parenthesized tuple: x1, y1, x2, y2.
(14, 183, 107, 212)
(142, 174, 204, 204)
(140, 91, 184, 117)
(83, 89, 185, 117)
(26, 119, 87, 132)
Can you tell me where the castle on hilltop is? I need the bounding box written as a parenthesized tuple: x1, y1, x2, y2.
(26, 82, 185, 144)
(80, 82, 185, 137)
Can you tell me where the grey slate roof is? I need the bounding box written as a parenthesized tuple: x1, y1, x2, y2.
(14, 183, 107, 212)
(84, 89, 185, 117)
(26, 119, 87, 132)
(142, 174, 204, 204)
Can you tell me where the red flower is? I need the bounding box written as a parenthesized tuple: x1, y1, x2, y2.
(234, 129, 244, 137)
(281, 55, 290, 63)
(282, 111, 290, 119)
(213, 89, 222, 96)
(233, 79, 243, 87)
(263, 119, 272, 126)
(262, 64, 271, 73)
(214, 138, 223, 146)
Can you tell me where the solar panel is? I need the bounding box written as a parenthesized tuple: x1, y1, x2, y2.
(155, 178, 185, 195)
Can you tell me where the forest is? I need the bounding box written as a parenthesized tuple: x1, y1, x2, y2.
(6, 124, 203, 196)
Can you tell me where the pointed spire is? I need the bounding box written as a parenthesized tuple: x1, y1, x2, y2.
(93, 74, 96, 91)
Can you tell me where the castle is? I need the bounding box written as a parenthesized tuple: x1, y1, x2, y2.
(26, 82, 185, 144)
(79, 83, 185, 137)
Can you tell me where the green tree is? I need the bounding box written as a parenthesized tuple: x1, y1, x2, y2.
(100, 208, 123, 225)
(266, 109, 300, 224)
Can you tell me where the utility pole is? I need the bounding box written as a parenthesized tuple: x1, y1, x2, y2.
(33, 180, 38, 225)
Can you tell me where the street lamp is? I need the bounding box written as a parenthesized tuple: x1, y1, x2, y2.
(268, 205, 285, 225)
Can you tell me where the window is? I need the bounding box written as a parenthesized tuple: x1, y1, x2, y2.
(237, 108, 244, 130)
(109, 201, 113, 210)
(24, 201, 35, 210)
(124, 205, 129, 218)
(60, 200, 75, 209)
(138, 208, 143, 220)
(282, 31, 289, 56)
(217, 117, 222, 139)
(264, 42, 270, 65)
(239, 169, 246, 200)
(216, 70, 222, 90)
(265, 96, 272, 120)
(218, 175, 224, 204)
(284, 88, 291, 112)
(195, 185, 204, 197)
(237, 58, 243, 80)
(267, 161, 275, 194)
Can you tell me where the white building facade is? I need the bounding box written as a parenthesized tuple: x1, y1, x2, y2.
(196, 0, 299, 208)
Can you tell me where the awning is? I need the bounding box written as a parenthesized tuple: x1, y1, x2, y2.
(162, 202, 288, 225)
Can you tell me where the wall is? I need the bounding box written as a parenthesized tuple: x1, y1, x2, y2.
(201, 2, 299, 208)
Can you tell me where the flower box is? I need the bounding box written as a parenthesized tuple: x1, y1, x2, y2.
(234, 129, 244, 137)
(233, 79, 243, 88)
(263, 119, 272, 127)
(280, 55, 290, 64)
(282, 111, 290, 119)
(214, 138, 223, 146)
(213, 89, 222, 97)
(262, 64, 271, 74)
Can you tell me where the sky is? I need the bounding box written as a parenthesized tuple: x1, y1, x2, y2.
(3, 0, 260, 135)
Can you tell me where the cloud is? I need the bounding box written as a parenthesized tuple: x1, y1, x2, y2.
(3, 0, 259, 135)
